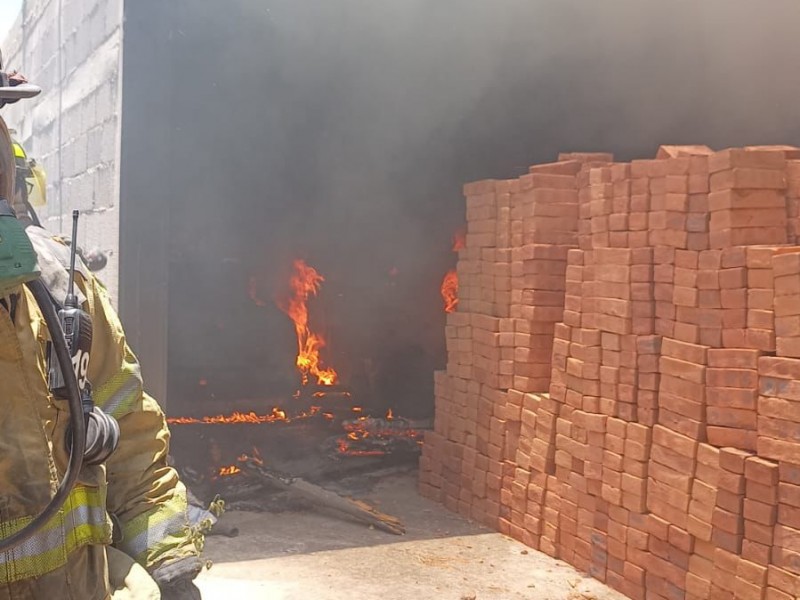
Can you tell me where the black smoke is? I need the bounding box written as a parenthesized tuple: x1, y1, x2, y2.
(120, 0, 800, 416)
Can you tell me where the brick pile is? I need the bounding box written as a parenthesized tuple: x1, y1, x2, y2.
(420, 145, 800, 599)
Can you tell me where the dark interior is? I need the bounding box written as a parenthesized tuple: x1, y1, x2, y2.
(119, 0, 800, 422)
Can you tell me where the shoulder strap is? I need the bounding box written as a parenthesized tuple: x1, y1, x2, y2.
(25, 225, 88, 307)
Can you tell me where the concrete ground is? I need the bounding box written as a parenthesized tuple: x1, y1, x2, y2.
(195, 473, 626, 600)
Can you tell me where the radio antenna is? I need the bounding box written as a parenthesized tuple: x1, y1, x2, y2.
(66, 210, 79, 308)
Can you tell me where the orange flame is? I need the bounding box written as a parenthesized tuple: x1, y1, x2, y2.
(167, 406, 320, 425)
(441, 269, 459, 313)
(440, 228, 464, 313)
(278, 260, 338, 386)
(217, 465, 241, 477)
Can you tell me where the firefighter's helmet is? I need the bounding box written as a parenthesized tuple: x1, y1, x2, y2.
(0, 48, 41, 107)
(12, 138, 46, 208)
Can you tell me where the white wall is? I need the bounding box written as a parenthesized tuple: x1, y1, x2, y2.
(2, 0, 123, 301)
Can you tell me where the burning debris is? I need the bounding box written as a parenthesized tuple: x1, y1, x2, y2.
(171, 402, 425, 532)
(185, 442, 409, 535)
(171, 257, 428, 534)
(335, 411, 424, 458)
(171, 258, 424, 458)
(237, 457, 406, 535)
(169, 405, 425, 459)
(167, 406, 323, 426)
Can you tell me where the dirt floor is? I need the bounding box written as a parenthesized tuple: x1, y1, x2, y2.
(195, 472, 626, 600)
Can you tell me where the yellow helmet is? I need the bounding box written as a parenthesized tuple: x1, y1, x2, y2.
(12, 138, 46, 208)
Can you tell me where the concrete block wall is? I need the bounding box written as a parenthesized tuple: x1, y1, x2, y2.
(1, 0, 123, 301)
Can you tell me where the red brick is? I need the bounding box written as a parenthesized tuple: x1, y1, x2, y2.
(712, 529, 743, 554)
(773, 251, 800, 277)
(744, 498, 777, 526)
(775, 274, 800, 297)
(662, 338, 708, 364)
(776, 315, 800, 338)
(660, 356, 706, 384)
(759, 416, 800, 444)
(741, 539, 772, 566)
(746, 456, 780, 485)
(773, 546, 800, 576)
(710, 168, 787, 191)
(707, 407, 757, 429)
(653, 425, 699, 458)
(711, 228, 788, 248)
(733, 578, 767, 600)
(779, 463, 800, 485)
(717, 472, 746, 498)
(706, 367, 758, 387)
(719, 268, 748, 289)
(767, 565, 800, 595)
(779, 482, 800, 507)
(778, 504, 800, 529)
(759, 437, 800, 464)
(658, 410, 703, 440)
(719, 447, 753, 474)
(707, 387, 758, 409)
(669, 525, 694, 554)
(766, 589, 794, 600)
(711, 208, 787, 229)
(709, 149, 787, 173)
(759, 357, 800, 380)
(708, 427, 757, 451)
(749, 309, 775, 330)
(650, 461, 693, 493)
(757, 396, 800, 423)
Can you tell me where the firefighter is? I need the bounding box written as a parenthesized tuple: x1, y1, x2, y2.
(0, 59, 203, 599)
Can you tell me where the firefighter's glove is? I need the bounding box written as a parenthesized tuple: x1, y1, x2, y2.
(159, 577, 202, 600)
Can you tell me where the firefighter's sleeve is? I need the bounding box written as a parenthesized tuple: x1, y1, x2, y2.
(79, 272, 203, 583)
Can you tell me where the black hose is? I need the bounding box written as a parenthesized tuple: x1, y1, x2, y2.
(22, 196, 42, 228)
(0, 278, 87, 552)
(14, 170, 43, 228)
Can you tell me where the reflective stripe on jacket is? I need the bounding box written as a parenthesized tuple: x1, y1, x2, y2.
(0, 486, 111, 583)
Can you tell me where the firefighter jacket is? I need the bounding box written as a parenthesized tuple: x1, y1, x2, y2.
(0, 228, 202, 599)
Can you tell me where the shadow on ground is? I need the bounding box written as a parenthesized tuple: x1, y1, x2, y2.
(202, 470, 485, 562)
(196, 473, 626, 600)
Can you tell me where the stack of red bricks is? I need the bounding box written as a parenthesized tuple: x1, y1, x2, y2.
(420, 145, 800, 600)
(707, 348, 761, 452)
(774, 252, 800, 358)
(709, 149, 788, 249)
(421, 155, 605, 529)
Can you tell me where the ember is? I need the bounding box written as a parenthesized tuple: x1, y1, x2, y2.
(278, 260, 338, 386)
(335, 412, 424, 457)
(217, 465, 241, 477)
